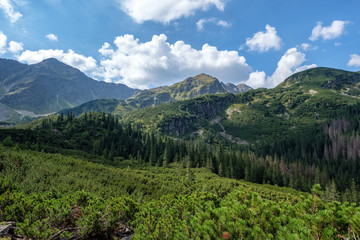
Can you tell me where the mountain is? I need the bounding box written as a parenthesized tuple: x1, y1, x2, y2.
(236, 83, 253, 92)
(121, 67, 360, 141)
(0, 58, 138, 121)
(126, 73, 252, 108)
(1, 67, 360, 239)
(60, 73, 252, 116)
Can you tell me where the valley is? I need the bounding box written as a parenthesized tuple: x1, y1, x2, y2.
(1, 59, 360, 239)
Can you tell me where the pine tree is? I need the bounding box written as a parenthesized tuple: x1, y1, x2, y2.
(187, 159, 194, 182)
(218, 162, 224, 177)
(350, 179, 359, 204)
(163, 145, 170, 168)
(324, 180, 339, 202)
(149, 143, 157, 166)
(244, 166, 250, 182)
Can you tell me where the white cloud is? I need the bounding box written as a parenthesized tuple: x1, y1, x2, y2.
(119, 0, 226, 24)
(347, 54, 360, 67)
(245, 48, 317, 88)
(217, 20, 229, 28)
(46, 33, 58, 41)
(196, 18, 230, 31)
(18, 49, 97, 72)
(300, 42, 317, 51)
(246, 24, 282, 52)
(309, 20, 349, 41)
(0, 31, 7, 54)
(8, 40, 23, 53)
(0, 0, 22, 23)
(196, 19, 206, 31)
(300, 43, 310, 51)
(245, 71, 266, 89)
(99, 42, 114, 56)
(294, 64, 318, 74)
(268, 48, 316, 87)
(96, 34, 251, 89)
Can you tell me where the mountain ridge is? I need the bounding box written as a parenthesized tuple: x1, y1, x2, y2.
(59, 73, 253, 116)
(120, 67, 360, 142)
(126, 73, 252, 108)
(0, 58, 139, 122)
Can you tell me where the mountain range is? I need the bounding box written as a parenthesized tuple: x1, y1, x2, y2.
(1, 58, 360, 240)
(118, 67, 360, 143)
(0, 58, 252, 124)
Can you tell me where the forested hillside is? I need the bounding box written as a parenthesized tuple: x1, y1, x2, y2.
(2, 109, 360, 201)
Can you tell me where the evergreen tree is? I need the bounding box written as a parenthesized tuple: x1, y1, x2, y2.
(218, 162, 224, 177)
(350, 179, 359, 204)
(323, 180, 339, 202)
(187, 159, 194, 182)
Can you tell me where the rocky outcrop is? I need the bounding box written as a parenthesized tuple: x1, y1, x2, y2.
(160, 94, 236, 135)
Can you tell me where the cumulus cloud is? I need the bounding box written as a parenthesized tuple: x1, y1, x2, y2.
(96, 34, 251, 89)
(309, 20, 349, 41)
(119, 0, 226, 23)
(8, 40, 23, 53)
(0, 31, 7, 55)
(244, 48, 317, 88)
(99, 42, 114, 56)
(0, 0, 22, 23)
(18, 49, 97, 72)
(196, 18, 230, 31)
(347, 54, 360, 67)
(246, 24, 282, 52)
(245, 71, 266, 89)
(300, 43, 317, 51)
(46, 33, 58, 41)
(268, 48, 316, 87)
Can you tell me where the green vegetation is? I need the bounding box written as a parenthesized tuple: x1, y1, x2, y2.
(2, 106, 360, 197)
(1, 67, 360, 238)
(1, 145, 360, 239)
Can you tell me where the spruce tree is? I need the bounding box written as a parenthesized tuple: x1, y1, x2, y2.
(350, 179, 359, 204)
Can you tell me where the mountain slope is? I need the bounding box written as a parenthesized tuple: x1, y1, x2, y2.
(121, 67, 360, 142)
(60, 73, 252, 116)
(0, 58, 138, 117)
(279, 67, 360, 91)
(126, 73, 252, 108)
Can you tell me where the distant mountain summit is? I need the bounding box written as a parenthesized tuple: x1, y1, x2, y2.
(0, 58, 138, 121)
(126, 73, 252, 108)
(59, 73, 253, 117)
(236, 83, 253, 92)
(279, 67, 360, 90)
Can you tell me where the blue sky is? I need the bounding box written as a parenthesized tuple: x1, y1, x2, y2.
(0, 0, 359, 89)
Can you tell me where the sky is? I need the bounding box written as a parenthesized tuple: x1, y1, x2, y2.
(0, 0, 359, 89)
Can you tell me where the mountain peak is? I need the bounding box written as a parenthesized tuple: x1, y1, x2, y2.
(40, 57, 61, 64)
(36, 58, 74, 69)
(279, 67, 360, 90)
(32, 58, 83, 78)
(191, 73, 218, 82)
